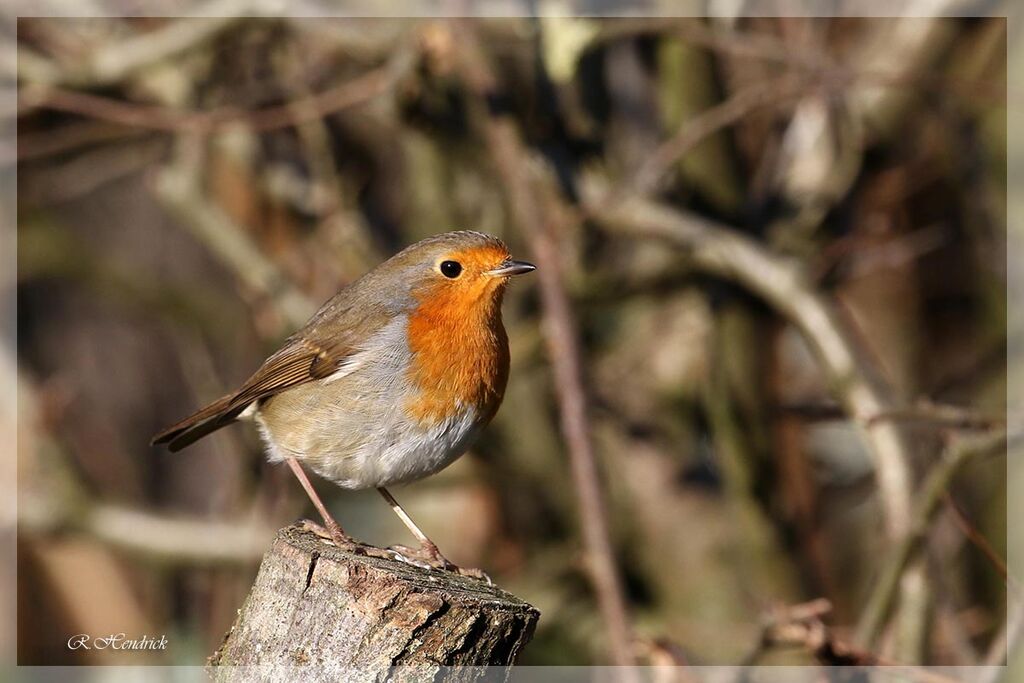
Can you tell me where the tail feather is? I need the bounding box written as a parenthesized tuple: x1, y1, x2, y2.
(151, 393, 246, 451)
(164, 414, 237, 452)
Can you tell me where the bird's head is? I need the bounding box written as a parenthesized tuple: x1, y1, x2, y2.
(390, 231, 535, 320)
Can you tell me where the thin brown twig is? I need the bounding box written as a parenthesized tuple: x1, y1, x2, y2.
(941, 491, 1010, 584)
(581, 186, 944, 656)
(17, 11, 246, 88)
(867, 400, 1008, 431)
(780, 399, 1008, 432)
(18, 63, 396, 134)
(19, 498, 272, 566)
(17, 370, 272, 566)
(981, 595, 1024, 675)
(629, 77, 805, 197)
(594, 17, 1009, 105)
(153, 143, 318, 330)
(503, 151, 635, 671)
(20, 136, 169, 205)
(855, 429, 1014, 646)
(453, 21, 636, 670)
(12, 120, 153, 164)
(750, 599, 970, 683)
(812, 224, 951, 284)
(585, 186, 916, 543)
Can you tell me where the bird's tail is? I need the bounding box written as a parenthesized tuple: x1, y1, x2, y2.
(151, 393, 247, 452)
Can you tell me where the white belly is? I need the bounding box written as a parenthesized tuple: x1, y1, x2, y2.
(248, 317, 484, 489)
(309, 406, 481, 489)
(255, 403, 481, 489)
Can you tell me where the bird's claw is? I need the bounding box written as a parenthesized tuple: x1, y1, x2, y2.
(298, 522, 490, 582)
(387, 543, 491, 584)
(299, 519, 364, 554)
(456, 566, 493, 585)
(387, 547, 435, 571)
(295, 521, 425, 563)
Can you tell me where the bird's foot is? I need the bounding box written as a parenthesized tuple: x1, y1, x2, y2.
(300, 518, 357, 548)
(298, 520, 395, 560)
(388, 542, 491, 584)
(298, 521, 488, 580)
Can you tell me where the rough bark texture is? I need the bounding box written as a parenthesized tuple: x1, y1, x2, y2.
(209, 525, 540, 681)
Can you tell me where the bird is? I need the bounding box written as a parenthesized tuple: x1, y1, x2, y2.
(152, 231, 535, 578)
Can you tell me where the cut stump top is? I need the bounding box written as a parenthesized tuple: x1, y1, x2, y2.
(210, 524, 539, 679)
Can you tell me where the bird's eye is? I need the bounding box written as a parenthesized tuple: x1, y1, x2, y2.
(439, 260, 463, 278)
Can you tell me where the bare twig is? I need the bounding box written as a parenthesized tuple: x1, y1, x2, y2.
(582, 188, 936, 657)
(592, 17, 1008, 105)
(17, 9, 246, 88)
(18, 387, 269, 566)
(18, 365, 273, 567)
(11, 119, 152, 164)
(751, 599, 970, 683)
(981, 595, 1024, 675)
(19, 497, 271, 566)
(780, 398, 1008, 433)
(153, 144, 317, 329)
(867, 400, 1008, 431)
(19, 63, 397, 133)
(585, 188, 916, 541)
(942, 491, 1011, 585)
(454, 22, 636, 669)
(491, 137, 637, 663)
(85, 14, 240, 86)
(20, 137, 168, 205)
(855, 429, 1014, 646)
(630, 78, 804, 197)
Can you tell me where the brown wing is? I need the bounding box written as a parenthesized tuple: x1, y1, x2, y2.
(151, 298, 390, 452)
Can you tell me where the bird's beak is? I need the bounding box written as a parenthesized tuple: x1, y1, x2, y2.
(485, 259, 536, 277)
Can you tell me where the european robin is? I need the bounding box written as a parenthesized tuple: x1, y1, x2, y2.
(152, 231, 535, 578)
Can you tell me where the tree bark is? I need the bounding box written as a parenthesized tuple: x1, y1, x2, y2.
(209, 525, 540, 681)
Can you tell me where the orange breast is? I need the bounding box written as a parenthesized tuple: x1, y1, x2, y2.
(405, 284, 510, 426)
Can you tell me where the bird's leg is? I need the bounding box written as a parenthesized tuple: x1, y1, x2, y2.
(286, 457, 357, 549)
(378, 487, 490, 582)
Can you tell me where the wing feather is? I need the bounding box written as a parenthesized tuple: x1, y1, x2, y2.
(151, 299, 391, 451)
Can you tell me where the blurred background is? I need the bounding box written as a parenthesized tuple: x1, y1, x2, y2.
(12, 10, 1014, 671)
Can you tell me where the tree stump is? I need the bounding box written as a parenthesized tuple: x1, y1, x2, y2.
(209, 525, 540, 681)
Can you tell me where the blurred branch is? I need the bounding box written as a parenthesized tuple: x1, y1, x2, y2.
(582, 187, 943, 658)
(19, 495, 271, 566)
(18, 10, 246, 87)
(867, 400, 1008, 431)
(981, 595, 1024, 674)
(812, 224, 951, 284)
(779, 399, 1008, 432)
(20, 136, 168, 205)
(454, 22, 636, 669)
(153, 143, 317, 329)
(855, 428, 1015, 647)
(629, 77, 803, 197)
(11, 120, 152, 164)
(746, 598, 862, 665)
(594, 17, 1005, 105)
(83, 14, 242, 87)
(585, 188, 916, 541)
(748, 598, 968, 683)
(598, 18, 820, 70)
(19, 62, 399, 133)
(942, 491, 1009, 583)
(18, 369, 272, 566)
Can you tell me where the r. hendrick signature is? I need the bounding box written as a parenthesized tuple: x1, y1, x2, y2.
(67, 633, 168, 651)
